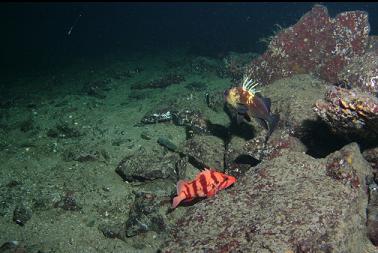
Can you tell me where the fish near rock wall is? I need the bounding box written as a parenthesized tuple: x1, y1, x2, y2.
(162, 143, 374, 252)
(245, 4, 370, 86)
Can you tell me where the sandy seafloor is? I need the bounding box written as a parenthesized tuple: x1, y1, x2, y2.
(0, 48, 241, 252)
(0, 47, 338, 252)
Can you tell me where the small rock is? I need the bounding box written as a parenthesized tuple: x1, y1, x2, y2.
(13, 203, 32, 226)
(116, 148, 179, 182)
(183, 135, 225, 170)
(125, 192, 167, 237)
(98, 223, 125, 239)
(140, 109, 174, 124)
(367, 180, 378, 245)
(62, 146, 109, 163)
(47, 122, 83, 139)
(157, 137, 178, 152)
(0, 241, 19, 252)
(53, 191, 81, 211)
(19, 118, 34, 132)
(141, 132, 152, 140)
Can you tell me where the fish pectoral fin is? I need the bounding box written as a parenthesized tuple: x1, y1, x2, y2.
(181, 197, 195, 203)
(255, 117, 269, 131)
(236, 103, 248, 114)
(236, 113, 245, 124)
(207, 184, 220, 197)
(236, 112, 251, 124)
(207, 189, 217, 197)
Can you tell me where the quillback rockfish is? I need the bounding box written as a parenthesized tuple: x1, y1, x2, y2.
(224, 76, 279, 137)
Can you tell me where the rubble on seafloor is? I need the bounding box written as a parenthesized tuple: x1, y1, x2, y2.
(139, 108, 212, 137)
(98, 191, 172, 244)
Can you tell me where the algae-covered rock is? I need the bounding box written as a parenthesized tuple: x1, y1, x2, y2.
(125, 192, 167, 237)
(245, 5, 370, 85)
(183, 135, 225, 170)
(157, 137, 178, 152)
(12, 203, 32, 226)
(163, 143, 374, 252)
(225, 128, 307, 178)
(314, 86, 378, 140)
(116, 147, 179, 182)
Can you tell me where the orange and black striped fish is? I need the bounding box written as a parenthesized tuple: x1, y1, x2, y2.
(172, 168, 237, 209)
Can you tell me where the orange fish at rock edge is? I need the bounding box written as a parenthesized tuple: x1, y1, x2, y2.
(172, 168, 237, 209)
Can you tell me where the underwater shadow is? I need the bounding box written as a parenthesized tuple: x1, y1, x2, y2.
(223, 103, 256, 141)
(234, 154, 261, 167)
(300, 119, 351, 158)
(300, 118, 378, 158)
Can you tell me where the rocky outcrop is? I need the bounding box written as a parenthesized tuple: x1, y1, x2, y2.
(163, 143, 374, 252)
(314, 86, 378, 140)
(245, 5, 370, 86)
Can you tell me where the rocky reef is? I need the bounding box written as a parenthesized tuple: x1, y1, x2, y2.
(163, 143, 374, 252)
(314, 86, 378, 140)
(4, 4, 378, 252)
(242, 3, 378, 143)
(339, 39, 378, 94)
(245, 4, 370, 87)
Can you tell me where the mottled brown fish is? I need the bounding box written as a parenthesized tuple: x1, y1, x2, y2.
(224, 76, 279, 136)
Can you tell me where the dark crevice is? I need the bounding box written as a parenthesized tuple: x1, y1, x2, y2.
(299, 119, 378, 158)
(299, 120, 350, 158)
(234, 154, 261, 167)
(228, 120, 256, 141)
(187, 155, 208, 170)
(206, 122, 230, 143)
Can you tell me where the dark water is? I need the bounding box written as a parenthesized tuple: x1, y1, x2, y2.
(1, 2, 378, 81)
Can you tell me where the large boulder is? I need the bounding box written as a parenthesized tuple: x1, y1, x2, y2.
(314, 86, 378, 140)
(163, 143, 374, 252)
(339, 43, 378, 94)
(245, 5, 370, 85)
(115, 147, 179, 182)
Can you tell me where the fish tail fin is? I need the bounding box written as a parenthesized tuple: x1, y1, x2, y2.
(172, 195, 185, 209)
(267, 113, 280, 136)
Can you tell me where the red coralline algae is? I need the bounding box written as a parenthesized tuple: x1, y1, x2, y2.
(326, 155, 360, 189)
(314, 86, 378, 138)
(245, 4, 370, 85)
